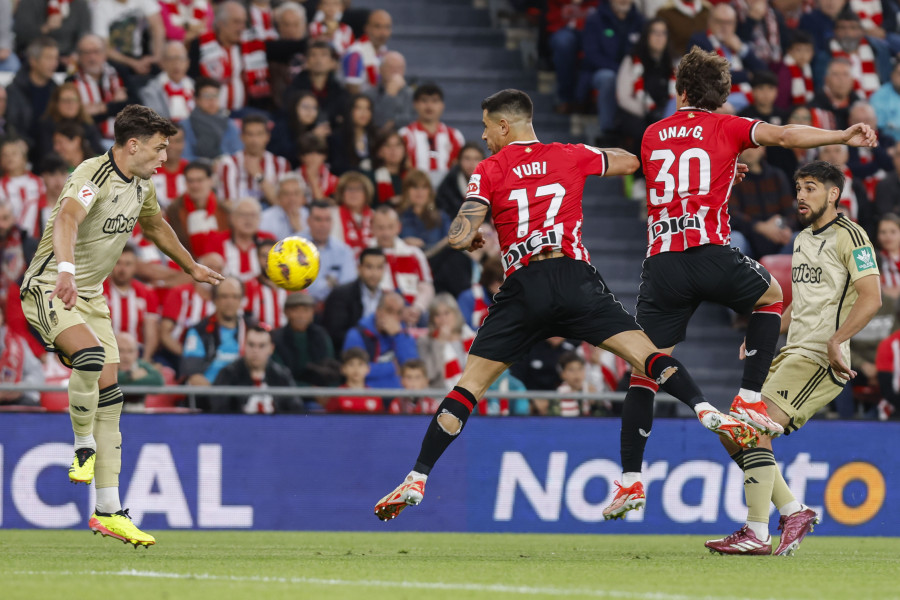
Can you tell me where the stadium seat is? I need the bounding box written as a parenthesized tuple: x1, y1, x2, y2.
(759, 254, 793, 307)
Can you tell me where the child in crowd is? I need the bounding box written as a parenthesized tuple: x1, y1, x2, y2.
(557, 351, 601, 417)
(326, 348, 383, 413)
(389, 359, 440, 414)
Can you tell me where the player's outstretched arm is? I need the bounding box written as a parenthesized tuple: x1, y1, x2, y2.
(754, 122, 878, 149)
(138, 211, 225, 285)
(49, 198, 88, 310)
(448, 200, 489, 252)
(828, 274, 882, 380)
(598, 147, 640, 177)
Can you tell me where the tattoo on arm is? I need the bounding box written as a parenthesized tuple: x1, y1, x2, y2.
(449, 201, 488, 250)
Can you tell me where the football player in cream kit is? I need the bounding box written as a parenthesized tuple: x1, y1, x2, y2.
(20, 105, 224, 547)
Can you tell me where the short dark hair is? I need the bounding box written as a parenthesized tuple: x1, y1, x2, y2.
(479, 255, 505, 287)
(195, 77, 221, 92)
(751, 70, 778, 89)
(298, 132, 328, 156)
(794, 160, 845, 206)
(308, 39, 338, 60)
(675, 46, 731, 111)
(400, 358, 427, 375)
(247, 323, 273, 338)
(120, 242, 138, 256)
(458, 141, 485, 161)
(211, 276, 245, 299)
(241, 113, 270, 133)
(359, 247, 385, 265)
(309, 199, 332, 212)
(54, 120, 86, 140)
(835, 7, 861, 24)
(114, 105, 178, 147)
(481, 89, 533, 120)
(39, 153, 69, 175)
(184, 159, 213, 177)
(558, 351, 584, 370)
(342, 347, 370, 364)
(413, 82, 443, 102)
(787, 30, 814, 49)
(26, 36, 58, 61)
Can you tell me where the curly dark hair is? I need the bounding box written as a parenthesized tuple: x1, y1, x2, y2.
(113, 104, 178, 147)
(675, 47, 731, 111)
(794, 160, 845, 208)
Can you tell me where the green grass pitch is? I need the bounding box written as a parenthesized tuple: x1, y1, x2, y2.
(1, 530, 897, 600)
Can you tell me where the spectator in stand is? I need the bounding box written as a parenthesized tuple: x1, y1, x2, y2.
(261, 173, 309, 240)
(271, 292, 337, 386)
(342, 9, 392, 95)
(397, 169, 450, 258)
(326, 347, 383, 413)
(727, 145, 796, 258)
(139, 41, 195, 123)
(812, 9, 891, 100)
(819, 143, 876, 232)
(323, 247, 386, 349)
(92, 0, 165, 80)
(0, 200, 38, 307)
(267, 2, 308, 115)
(371, 205, 435, 327)
(875, 141, 900, 218)
(149, 124, 187, 210)
(367, 130, 408, 207)
(766, 105, 819, 182)
(0, 305, 43, 407)
(115, 331, 164, 411)
(812, 57, 866, 130)
(285, 40, 347, 129)
(181, 276, 256, 386)
(388, 359, 441, 414)
(309, 0, 354, 56)
(37, 154, 68, 231)
(365, 50, 415, 132)
(166, 159, 229, 254)
(734, 0, 786, 67)
(847, 101, 896, 202)
(799, 0, 847, 52)
(416, 293, 476, 389)
(189, 1, 271, 115)
(7, 37, 59, 164)
(36, 83, 105, 164)
(435, 142, 484, 218)
(876, 213, 900, 293)
(330, 171, 374, 256)
(775, 31, 816, 111)
(342, 290, 418, 389)
(203, 197, 275, 283)
(739, 71, 787, 125)
(329, 94, 377, 175)
(159, 0, 213, 43)
(181, 77, 243, 160)
(0, 3, 17, 73)
(582, 0, 644, 143)
(0, 139, 45, 239)
(0, 87, 10, 139)
(687, 3, 765, 114)
(212, 324, 303, 413)
(52, 121, 92, 170)
(301, 200, 357, 302)
(870, 60, 900, 142)
(102, 244, 161, 362)
(218, 114, 291, 208)
(244, 238, 287, 328)
(511, 337, 579, 392)
(457, 254, 504, 330)
(773, 0, 807, 29)
(656, 0, 711, 56)
(159, 252, 221, 366)
(557, 351, 599, 417)
(270, 92, 332, 167)
(297, 133, 338, 201)
(68, 34, 129, 142)
(247, 0, 278, 41)
(547, 0, 599, 114)
(876, 323, 900, 420)
(399, 83, 465, 189)
(481, 370, 530, 416)
(14, 0, 91, 65)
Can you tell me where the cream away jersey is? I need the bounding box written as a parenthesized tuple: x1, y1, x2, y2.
(783, 214, 879, 371)
(22, 150, 161, 297)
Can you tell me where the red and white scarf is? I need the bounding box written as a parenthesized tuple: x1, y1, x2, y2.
(223, 236, 263, 283)
(470, 284, 490, 329)
(249, 4, 278, 41)
(855, 147, 885, 200)
(338, 205, 372, 255)
(1, 173, 43, 238)
(300, 163, 338, 199)
(198, 31, 270, 111)
(631, 56, 676, 112)
(163, 284, 214, 341)
(0, 327, 26, 386)
(161, 74, 195, 122)
(708, 33, 754, 104)
(672, 0, 704, 17)
(184, 192, 221, 250)
(880, 251, 900, 287)
(838, 165, 861, 222)
(150, 159, 188, 210)
(851, 0, 883, 30)
(734, 0, 782, 64)
(829, 37, 879, 98)
(309, 20, 355, 56)
(160, 0, 208, 31)
(440, 326, 476, 388)
(372, 166, 397, 204)
(784, 54, 814, 105)
(72, 65, 125, 138)
(47, 0, 71, 18)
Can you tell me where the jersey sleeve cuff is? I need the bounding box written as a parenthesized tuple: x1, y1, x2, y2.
(749, 121, 761, 147)
(601, 151, 609, 176)
(466, 195, 490, 206)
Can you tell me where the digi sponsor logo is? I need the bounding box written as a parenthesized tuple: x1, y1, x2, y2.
(650, 214, 701, 240)
(502, 228, 560, 271)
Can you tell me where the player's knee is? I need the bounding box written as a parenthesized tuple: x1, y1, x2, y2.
(70, 346, 105, 377)
(437, 410, 463, 436)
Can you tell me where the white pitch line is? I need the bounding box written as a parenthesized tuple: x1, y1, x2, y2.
(14, 569, 789, 600)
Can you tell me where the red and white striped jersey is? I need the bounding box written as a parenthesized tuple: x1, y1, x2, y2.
(244, 277, 287, 328)
(1, 173, 43, 237)
(201, 231, 276, 283)
(102, 279, 160, 343)
(162, 283, 214, 341)
(217, 151, 291, 202)
(466, 140, 608, 276)
(399, 121, 465, 187)
(880, 251, 900, 288)
(379, 238, 433, 307)
(248, 4, 278, 40)
(150, 159, 188, 210)
(70, 66, 125, 139)
(642, 108, 761, 257)
(309, 20, 355, 56)
(876, 329, 900, 394)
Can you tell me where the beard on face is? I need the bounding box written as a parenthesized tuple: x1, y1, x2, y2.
(797, 201, 831, 227)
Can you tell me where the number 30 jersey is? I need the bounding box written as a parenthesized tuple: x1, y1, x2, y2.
(642, 108, 761, 257)
(466, 140, 608, 276)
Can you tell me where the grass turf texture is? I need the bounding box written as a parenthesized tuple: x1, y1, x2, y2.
(2, 531, 897, 600)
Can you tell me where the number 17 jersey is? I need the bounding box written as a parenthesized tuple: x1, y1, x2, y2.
(466, 140, 608, 276)
(642, 108, 761, 257)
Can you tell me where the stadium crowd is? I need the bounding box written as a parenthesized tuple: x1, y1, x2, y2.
(0, 0, 899, 420)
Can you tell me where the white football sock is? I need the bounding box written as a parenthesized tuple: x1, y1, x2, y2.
(74, 433, 96, 451)
(623, 472, 641, 487)
(779, 500, 803, 516)
(738, 388, 762, 404)
(693, 401, 717, 416)
(96, 487, 122, 514)
(746, 520, 770, 541)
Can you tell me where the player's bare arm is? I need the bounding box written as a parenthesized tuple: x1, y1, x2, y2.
(49, 197, 89, 310)
(138, 211, 225, 285)
(448, 200, 489, 252)
(597, 147, 640, 177)
(754, 122, 878, 149)
(828, 273, 882, 380)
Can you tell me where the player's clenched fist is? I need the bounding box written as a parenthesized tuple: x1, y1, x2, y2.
(49, 272, 78, 310)
(189, 263, 226, 285)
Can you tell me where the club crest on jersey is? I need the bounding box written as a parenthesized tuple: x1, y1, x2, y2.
(502, 228, 560, 270)
(650, 214, 701, 239)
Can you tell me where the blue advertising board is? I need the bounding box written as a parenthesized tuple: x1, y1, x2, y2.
(0, 414, 895, 536)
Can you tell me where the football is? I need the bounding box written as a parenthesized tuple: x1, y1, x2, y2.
(265, 236, 320, 291)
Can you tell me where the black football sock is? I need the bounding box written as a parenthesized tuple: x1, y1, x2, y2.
(413, 386, 477, 475)
(620, 374, 658, 474)
(644, 352, 705, 409)
(742, 301, 783, 393)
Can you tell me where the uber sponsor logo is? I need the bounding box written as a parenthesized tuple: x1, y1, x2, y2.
(792, 263, 822, 284)
(102, 214, 138, 234)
